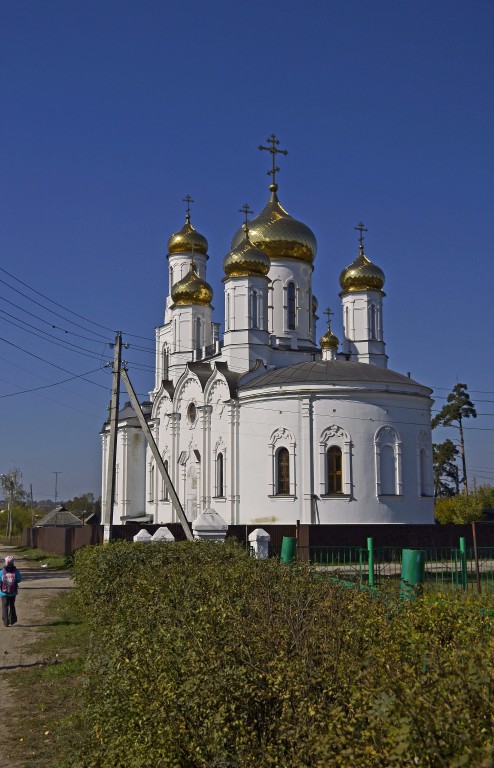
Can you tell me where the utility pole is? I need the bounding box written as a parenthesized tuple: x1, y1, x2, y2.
(103, 332, 123, 543)
(30, 483, 34, 526)
(53, 472, 62, 505)
(120, 367, 194, 541)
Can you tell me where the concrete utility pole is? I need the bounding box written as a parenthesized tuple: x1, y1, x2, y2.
(120, 367, 194, 542)
(103, 332, 123, 543)
(53, 472, 62, 505)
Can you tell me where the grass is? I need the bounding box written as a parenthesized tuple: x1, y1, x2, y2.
(11, 546, 70, 570)
(4, 591, 88, 767)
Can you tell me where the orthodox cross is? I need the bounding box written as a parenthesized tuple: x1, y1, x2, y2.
(183, 194, 194, 222)
(239, 202, 253, 233)
(259, 134, 288, 188)
(354, 221, 368, 247)
(324, 307, 334, 328)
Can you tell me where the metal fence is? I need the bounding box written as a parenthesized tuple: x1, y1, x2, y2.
(298, 541, 494, 592)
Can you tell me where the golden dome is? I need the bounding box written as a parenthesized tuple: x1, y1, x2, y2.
(230, 186, 317, 264)
(339, 245, 385, 293)
(167, 218, 208, 256)
(171, 262, 213, 306)
(320, 327, 339, 350)
(223, 229, 270, 278)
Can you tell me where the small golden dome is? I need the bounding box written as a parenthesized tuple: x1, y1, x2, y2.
(167, 219, 208, 256)
(230, 186, 317, 264)
(339, 244, 385, 293)
(223, 229, 270, 278)
(171, 262, 213, 306)
(320, 328, 339, 350)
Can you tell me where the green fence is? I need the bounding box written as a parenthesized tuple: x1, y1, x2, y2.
(302, 541, 494, 592)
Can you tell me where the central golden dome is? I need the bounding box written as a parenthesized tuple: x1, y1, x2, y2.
(339, 245, 385, 293)
(167, 218, 208, 257)
(171, 263, 213, 306)
(230, 186, 317, 264)
(223, 229, 270, 278)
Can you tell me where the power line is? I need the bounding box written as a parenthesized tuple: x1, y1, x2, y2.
(0, 336, 109, 390)
(0, 367, 106, 399)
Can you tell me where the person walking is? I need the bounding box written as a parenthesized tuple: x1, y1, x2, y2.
(1, 555, 22, 627)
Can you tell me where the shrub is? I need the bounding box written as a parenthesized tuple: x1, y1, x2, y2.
(71, 541, 494, 767)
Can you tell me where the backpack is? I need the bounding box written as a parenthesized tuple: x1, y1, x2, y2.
(1, 569, 16, 595)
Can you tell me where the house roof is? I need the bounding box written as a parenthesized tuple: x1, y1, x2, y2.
(35, 505, 84, 527)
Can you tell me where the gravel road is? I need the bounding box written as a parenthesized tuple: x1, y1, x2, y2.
(0, 547, 73, 764)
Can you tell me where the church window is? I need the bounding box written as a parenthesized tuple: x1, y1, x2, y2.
(162, 345, 169, 380)
(419, 448, 427, 496)
(370, 304, 376, 339)
(187, 402, 197, 424)
(226, 294, 230, 331)
(216, 453, 224, 497)
(149, 464, 155, 502)
(326, 446, 343, 493)
(276, 447, 290, 495)
(161, 459, 169, 501)
(375, 426, 402, 496)
(380, 445, 395, 494)
(195, 317, 202, 349)
(287, 282, 296, 330)
(252, 290, 259, 329)
(114, 463, 119, 503)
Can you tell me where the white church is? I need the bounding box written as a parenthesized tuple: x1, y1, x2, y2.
(101, 137, 434, 527)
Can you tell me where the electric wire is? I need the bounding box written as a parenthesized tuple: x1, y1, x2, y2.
(0, 367, 106, 398)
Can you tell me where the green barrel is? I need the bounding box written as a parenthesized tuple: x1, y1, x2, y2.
(280, 536, 297, 564)
(400, 549, 425, 600)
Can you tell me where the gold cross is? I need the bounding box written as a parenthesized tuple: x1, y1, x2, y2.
(354, 221, 368, 246)
(183, 194, 194, 222)
(324, 307, 334, 327)
(239, 202, 254, 229)
(259, 134, 288, 189)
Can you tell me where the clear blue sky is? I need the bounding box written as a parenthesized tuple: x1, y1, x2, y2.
(1, 0, 493, 501)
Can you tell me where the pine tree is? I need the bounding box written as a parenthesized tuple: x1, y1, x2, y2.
(431, 383, 477, 495)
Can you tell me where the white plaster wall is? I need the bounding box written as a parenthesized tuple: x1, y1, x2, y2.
(235, 387, 434, 525)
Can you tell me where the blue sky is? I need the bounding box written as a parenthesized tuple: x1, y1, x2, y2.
(1, 0, 493, 501)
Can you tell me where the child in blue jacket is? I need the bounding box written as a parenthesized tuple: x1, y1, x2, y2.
(1, 555, 22, 627)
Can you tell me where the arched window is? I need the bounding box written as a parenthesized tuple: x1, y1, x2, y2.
(326, 446, 343, 493)
(162, 345, 169, 381)
(195, 317, 202, 349)
(419, 448, 427, 496)
(252, 290, 259, 329)
(161, 459, 169, 501)
(287, 282, 296, 330)
(380, 445, 396, 494)
(369, 304, 376, 340)
(149, 464, 155, 502)
(216, 453, 224, 497)
(114, 463, 119, 503)
(375, 426, 402, 496)
(276, 447, 290, 495)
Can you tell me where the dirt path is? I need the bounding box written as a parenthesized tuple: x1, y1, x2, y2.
(0, 547, 73, 764)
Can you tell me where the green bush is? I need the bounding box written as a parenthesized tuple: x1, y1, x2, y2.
(71, 541, 494, 767)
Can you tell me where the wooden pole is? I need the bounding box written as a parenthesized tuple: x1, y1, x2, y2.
(120, 367, 194, 542)
(103, 333, 122, 543)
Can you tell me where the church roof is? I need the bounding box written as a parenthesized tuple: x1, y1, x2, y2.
(239, 360, 431, 394)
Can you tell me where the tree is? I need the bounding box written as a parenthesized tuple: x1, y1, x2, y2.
(431, 383, 477, 495)
(64, 492, 101, 519)
(433, 439, 460, 496)
(434, 494, 484, 524)
(0, 468, 27, 542)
